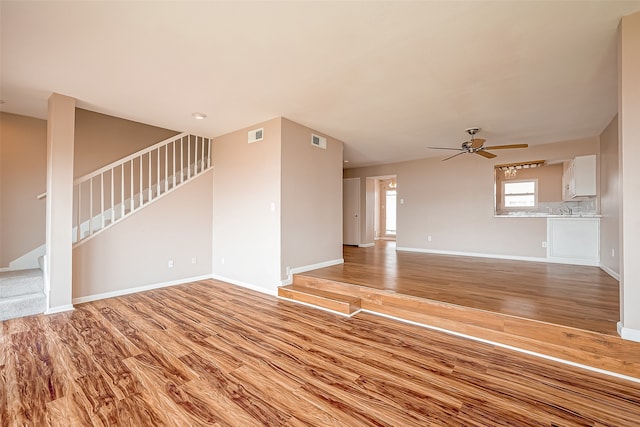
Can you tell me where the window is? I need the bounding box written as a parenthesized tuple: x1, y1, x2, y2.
(503, 179, 537, 208)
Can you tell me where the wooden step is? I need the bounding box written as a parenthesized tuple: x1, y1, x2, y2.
(278, 285, 361, 316)
(293, 274, 640, 380)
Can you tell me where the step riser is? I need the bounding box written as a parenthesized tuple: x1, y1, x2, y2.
(0, 269, 44, 298)
(278, 287, 361, 316)
(0, 293, 46, 321)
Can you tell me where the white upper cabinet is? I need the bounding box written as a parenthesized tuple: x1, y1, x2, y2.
(562, 155, 596, 200)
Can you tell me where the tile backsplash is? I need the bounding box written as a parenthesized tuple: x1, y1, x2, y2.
(496, 198, 597, 216)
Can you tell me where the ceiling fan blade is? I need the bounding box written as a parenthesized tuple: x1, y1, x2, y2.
(470, 138, 486, 149)
(482, 144, 528, 150)
(427, 147, 465, 151)
(476, 150, 497, 159)
(442, 152, 466, 161)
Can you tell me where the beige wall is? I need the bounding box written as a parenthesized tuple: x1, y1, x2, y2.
(600, 115, 619, 276)
(345, 137, 598, 258)
(74, 108, 178, 178)
(212, 118, 282, 292)
(280, 118, 343, 277)
(619, 12, 640, 336)
(0, 113, 47, 267)
(73, 169, 213, 299)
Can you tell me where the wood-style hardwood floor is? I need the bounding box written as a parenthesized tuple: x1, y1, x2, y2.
(2, 279, 639, 426)
(304, 241, 620, 335)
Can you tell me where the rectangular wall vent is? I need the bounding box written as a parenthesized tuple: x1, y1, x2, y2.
(311, 134, 327, 149)
(248, 128, 264, 144)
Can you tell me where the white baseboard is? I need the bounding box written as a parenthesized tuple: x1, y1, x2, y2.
(210, 274, 278, 297)
(617, 322, 640, 343)
(546, 257, 600, 267)
(281, 258, 344, 285)
(396, 246, 602, 267)
(45, 304, 75, 315)
(395, 246, 549, 263)
(289, 258, 344, 275)
(72, 274, 213, 304)
(2, 244, 46, 271)
(600, 264, 620, 281)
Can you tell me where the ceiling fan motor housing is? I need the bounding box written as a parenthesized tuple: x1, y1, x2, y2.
(465, 127, 480, 137)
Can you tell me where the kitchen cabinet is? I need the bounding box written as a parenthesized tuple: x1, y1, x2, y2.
(547, 217, 599, 265)
(562, 155, 596, 200)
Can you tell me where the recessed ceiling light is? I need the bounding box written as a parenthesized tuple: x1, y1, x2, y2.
(344, 160, 349, 163)
(192, 112, 207, 120)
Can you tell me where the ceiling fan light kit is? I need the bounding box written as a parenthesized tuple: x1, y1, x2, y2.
(428, 127, 528, 161)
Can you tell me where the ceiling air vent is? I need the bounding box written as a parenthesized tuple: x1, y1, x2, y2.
(311, 134, 327, 149)
(248, 128, 264, 144)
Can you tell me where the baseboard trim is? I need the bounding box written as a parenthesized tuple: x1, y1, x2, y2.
(8, 244, 46, 271)
(290, 258, 344, 275)
(45, 304, 75, 315)
(618, 322, 640, 343)
(396, 246, 601, 266)
(395, 246, 549, 263)
(600, 264, 621, 281)
(368, 310, 640, 383)
(210, 274, 278, 297)
(281, 258, 344, 285)
(358, 243, 375, 248)
(72, 274, 213, 305)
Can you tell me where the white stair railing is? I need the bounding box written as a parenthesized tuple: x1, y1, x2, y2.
(73, 133, 212, 245)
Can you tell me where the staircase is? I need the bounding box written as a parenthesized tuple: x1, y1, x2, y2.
(1, 132, 212, 322)
(0, 268, 46, 321)
(73, 132, 212, 244)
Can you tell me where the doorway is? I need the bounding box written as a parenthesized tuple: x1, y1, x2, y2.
(378, 177, 397, 240)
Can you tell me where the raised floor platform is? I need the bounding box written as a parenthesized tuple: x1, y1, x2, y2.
(278, 242, 640, 380)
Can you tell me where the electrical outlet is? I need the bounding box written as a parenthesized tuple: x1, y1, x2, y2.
(611, 249, 615, 257)
(221, 257, 225, 265)
(168, 259, 174, 268)
(427, 235, 432, 242)
(191, 257, 197, 264)
(542, 241, 547, 248)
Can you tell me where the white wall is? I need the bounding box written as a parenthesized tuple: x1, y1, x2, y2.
(281, 118, 343, 278)
(73, 169, 213, 299)
(599, 115, 619, 277)
(344, 137, 599, 259)
(619, 12, 640, 338)
(211, 118, 282, 292)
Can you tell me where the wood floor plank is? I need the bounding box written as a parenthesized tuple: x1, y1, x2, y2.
(2, 278, 639, 426)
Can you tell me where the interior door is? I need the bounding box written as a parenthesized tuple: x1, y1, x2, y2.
(343, 178, 360, 245)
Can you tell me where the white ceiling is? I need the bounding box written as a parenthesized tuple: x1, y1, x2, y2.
(2, 1, 639, 168)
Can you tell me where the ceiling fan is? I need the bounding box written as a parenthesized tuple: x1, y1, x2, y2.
(428, 128, 528, 161)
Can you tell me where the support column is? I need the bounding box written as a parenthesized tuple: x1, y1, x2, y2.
(45, 93, 75, 313)
(618, 12, 640, 341)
